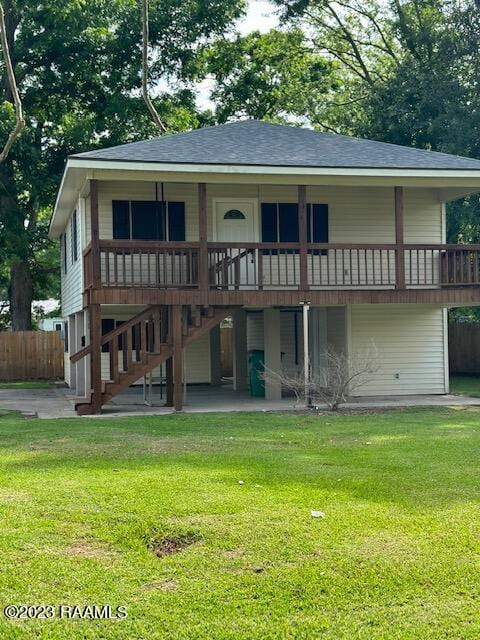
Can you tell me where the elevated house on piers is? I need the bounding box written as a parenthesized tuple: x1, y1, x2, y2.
(49, 120, 480, 414)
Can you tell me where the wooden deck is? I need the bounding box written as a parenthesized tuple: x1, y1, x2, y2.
(83, 239, 480, 307)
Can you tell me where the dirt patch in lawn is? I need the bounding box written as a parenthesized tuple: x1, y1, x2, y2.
(141, 579, 178, 591)
(148, 532, 203, 558)
(66, 540, 113, 560)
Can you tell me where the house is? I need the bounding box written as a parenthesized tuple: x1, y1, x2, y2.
(39, 317, 64, 332)
(49, 120, 480, 414)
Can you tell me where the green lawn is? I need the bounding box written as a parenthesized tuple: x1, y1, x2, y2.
(0, 409, 479, 639)
(0, 381, 53, 389)
(450, 375, 480, 398)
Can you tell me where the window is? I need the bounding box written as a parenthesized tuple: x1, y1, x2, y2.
(62, 233, 67, 273)
(71, 210, 78, 262)
(261, 202, 329, 248)
(112, 200, 185, 241)
(55, 323, 62, 332)
(64, 321, 69, 352)
(224, 209, 245, 220)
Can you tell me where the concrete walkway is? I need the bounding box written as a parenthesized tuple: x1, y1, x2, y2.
(1, 383, 480, 419)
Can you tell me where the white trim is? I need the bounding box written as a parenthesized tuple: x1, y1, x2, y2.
(212, 197, 259, 242)
(68, 157, 480, 179)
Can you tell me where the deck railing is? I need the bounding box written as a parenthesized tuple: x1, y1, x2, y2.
(83, 240, 480, 291)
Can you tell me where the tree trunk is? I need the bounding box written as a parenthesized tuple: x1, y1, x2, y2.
(9, 259, 33, 330)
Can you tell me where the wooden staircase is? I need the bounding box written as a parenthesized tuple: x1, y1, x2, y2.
(72, 304, 238, 415)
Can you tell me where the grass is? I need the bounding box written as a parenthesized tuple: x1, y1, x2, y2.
(450, 375, 480, 397)
(0, 408, 479, 639)
(0, 380, 53, 389)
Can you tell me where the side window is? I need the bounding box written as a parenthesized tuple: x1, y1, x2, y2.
(64, 321, 69, 352)
(62, 233, 68, 274)
(71, 210, 78, 262)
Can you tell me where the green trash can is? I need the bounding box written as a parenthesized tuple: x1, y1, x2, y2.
(248, 349, 265, 397)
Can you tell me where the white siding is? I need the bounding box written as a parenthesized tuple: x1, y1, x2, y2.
(94, 181, 442, 243)
(60, 199, 83, 316)
(349, 304, 447, 396)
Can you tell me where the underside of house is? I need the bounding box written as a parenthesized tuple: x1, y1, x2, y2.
(49, 121, 480, 414)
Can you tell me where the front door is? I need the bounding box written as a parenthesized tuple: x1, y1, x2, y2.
(213, 199, 258, 289)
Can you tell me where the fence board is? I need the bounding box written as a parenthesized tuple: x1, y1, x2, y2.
(0, 331, 64, 380)
(449, 323, 480, 374)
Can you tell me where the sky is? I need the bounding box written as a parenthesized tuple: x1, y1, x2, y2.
(238, 0, 279, 35)
(196, 0, 279, 110)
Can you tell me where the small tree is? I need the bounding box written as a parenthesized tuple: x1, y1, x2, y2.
(263, 344, 379, 411)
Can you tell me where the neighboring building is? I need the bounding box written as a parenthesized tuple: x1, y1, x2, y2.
(49, 120, 480, 414)
(39, 317, 64, 332)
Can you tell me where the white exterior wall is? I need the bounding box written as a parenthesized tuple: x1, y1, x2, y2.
(91, 182, 442, 243)
(348, 304, 448, 396)
(60, 198, 84, 317)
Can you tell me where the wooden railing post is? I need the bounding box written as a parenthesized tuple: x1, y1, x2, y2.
(395, 186, 406, 289)
(90, 179, 101, 289)
(198, 183, 208, 290)
(298, 185, 308, 291)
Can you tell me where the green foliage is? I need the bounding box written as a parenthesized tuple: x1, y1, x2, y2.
(0, 0, 245, 327)
(206, 28, 338, 123)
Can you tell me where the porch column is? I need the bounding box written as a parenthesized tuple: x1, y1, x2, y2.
(198, 183, 208, 290)
(89, 303, 102, 413)
(90, 179, 101, 289)
(264, 308, 282, 401)
(298, 185, 308, 291)
(395, 186, 406, 289)
(210, 325, 222, 386)
(233, 309, 248, 392)
(172, 305, 183, 411)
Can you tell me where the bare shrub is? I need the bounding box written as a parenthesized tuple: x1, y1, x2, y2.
(263, 344, 379, 411)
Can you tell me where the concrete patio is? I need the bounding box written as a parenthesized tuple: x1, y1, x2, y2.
(1, 382, 480, 419)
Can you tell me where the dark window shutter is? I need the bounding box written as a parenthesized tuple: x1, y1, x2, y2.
(101, 318, 115, 353)
(261, 203, 278, 242)
(167, 202, 185, 241)
(279, 203, 299, 242)
(113, 201, 130, 239)
(64, 321, 68, 352)
(311, 204, 329, 243)
(131, 201, 158, 240)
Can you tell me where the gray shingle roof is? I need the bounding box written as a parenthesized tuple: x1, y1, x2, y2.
(71, 120, 480, 170)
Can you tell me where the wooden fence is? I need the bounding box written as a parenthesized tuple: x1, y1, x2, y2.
(449, 323, 480, 374)
(0, 331, 64, 380)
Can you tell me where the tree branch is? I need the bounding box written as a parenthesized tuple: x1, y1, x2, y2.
(141, 0, 167, 133)
(0, 0, 25, 163)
